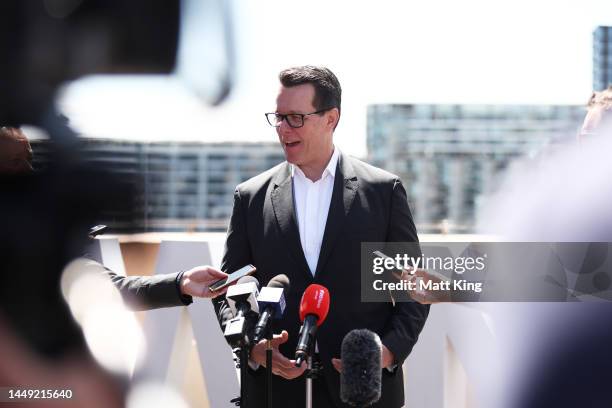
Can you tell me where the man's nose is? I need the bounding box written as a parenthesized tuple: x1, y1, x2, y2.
(278, 117, 293, 134)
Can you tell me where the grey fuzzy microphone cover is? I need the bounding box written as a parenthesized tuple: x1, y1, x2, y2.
(340, 329, 382, 407)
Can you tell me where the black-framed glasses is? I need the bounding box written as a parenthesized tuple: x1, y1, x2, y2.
(265, 108, 332, 128)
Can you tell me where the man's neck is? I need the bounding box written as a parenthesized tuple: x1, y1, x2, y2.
(297, 146, 335, 182)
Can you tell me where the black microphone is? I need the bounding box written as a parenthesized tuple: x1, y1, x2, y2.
(252, 274, 290, 345)
(224, 276, 260, 347)
(340, 329, 382, 407)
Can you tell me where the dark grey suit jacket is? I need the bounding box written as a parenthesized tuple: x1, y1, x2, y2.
(214, 152, 429, 408)
(105, 268, 192, 311)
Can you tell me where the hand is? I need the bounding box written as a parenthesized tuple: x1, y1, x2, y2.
(395, 268, 450, 304)
(180, 266, 228, 298)
(332, 344, 396, 373)
(250, 330, 306, 380)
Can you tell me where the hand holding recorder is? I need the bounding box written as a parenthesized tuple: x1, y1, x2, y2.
(181, 264, 255, 299)
(180, 266, 227, 299)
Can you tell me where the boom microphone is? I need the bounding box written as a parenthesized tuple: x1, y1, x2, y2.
(252, 274, 290, 345)
(340, 329, 382, 407)
(294, 284, 330, 367)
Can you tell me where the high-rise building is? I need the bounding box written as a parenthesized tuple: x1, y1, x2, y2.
(594, 26, 612, 92)
(367, 104, 585, 233)
(31, 139, 285, 232)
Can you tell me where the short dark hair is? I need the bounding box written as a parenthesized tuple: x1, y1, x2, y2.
(588, 85, 612, 109)
(279, 66, 342, 127)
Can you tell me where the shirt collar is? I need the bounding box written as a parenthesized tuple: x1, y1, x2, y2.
(291, 146, 339, 181)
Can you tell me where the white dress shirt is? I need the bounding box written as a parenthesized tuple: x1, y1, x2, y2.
(294, 149, 395, 370)
(249, 148, 338, 368)
(292, 147, 339, 276)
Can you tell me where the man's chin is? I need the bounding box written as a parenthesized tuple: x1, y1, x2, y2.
(283, 152, 301, 165)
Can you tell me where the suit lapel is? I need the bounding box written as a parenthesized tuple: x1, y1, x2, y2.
(314, 152, 358, 278)
(270, 163, 313, 281)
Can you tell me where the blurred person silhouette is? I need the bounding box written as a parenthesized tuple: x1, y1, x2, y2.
(392, 88, 612, 406)
(1, 125, 228, 309)
(0, 0, 234, 406)
(450, 88, 612, 408)
(510, 87, 612, 408)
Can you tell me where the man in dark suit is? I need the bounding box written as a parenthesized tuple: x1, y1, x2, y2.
(214, 66, 429, 407)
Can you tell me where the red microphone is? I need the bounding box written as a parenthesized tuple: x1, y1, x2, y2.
(295, 284, 330, 367)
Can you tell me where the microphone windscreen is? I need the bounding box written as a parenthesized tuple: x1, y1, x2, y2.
(340, 329, 382, 407)
(298, 284, 330, 325)
(267, 274, 290, 292)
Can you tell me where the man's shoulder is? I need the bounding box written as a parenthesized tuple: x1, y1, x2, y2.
(235, 161, 288, 195)
(343, 154, 400, 185)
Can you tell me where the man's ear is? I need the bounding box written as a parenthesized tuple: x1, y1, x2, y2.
(326, 108, 340, 130)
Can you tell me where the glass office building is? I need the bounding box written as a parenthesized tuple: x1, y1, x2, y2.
(31, 139, 285, 232)
(367, 104, 585, 233)
(594, 26, 612, 92)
